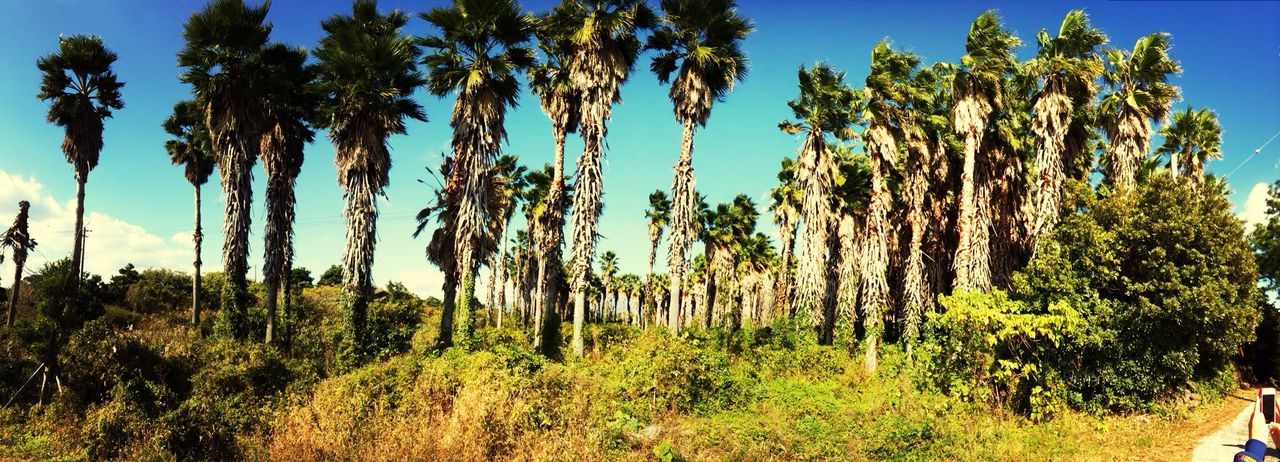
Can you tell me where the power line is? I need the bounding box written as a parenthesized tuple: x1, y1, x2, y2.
(1225, 129, 1280, 180)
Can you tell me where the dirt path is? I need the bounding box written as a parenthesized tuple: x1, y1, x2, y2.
(1191, 393, 1280, 462)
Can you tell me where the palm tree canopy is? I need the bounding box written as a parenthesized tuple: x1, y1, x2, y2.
(546, 0, 657, 96)
(163, 99, 216, 187)
(37, 34, 126, 177)
(420, 0, 536, 108)
(527, 18, 580, 133)
(863, 40, 919, 127)
(769, 156, 802, 225)
(176, 0, 271, 120)
(833, 144, 873, 213)
(601, 251, 619, 278)
(779, 63, 860, 139)
(259, 43, 318, 176)
(1100, 32, 1182, 123)
(493, 153, 530, 221)
(953, 11, 1020, 107)
(646, 0, 753, 127)
(1025, 10, 1107, 102)
(313, 0, 426, 187)
(736, 232, 776, 274)
(1157, 106, 1222, 166)
(646, 190, 672, 228)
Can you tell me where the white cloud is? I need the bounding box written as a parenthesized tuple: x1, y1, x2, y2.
(0, 169, 191, 281)
(389, 268, 446, 300)
(1240, 182, 1270, 233)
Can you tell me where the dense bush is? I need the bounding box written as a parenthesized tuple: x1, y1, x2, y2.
(924, 178, 1259, 413)
(125, 269, 190, 313)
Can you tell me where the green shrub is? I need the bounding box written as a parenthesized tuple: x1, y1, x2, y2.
(124, 269, 190, 314)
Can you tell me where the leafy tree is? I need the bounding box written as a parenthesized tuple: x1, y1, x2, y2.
(317, 265, 343, 287)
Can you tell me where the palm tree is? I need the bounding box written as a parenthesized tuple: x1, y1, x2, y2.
(2, 202, 36, 327)
(313, 0, 426, 353)
(422, 0, 535, 348)
(831, 144, 870, 347)
(599, 251, 619, 320)
(643, 190, 670, 324)
(163, 99, 216, 326)
(177, 0, 270, 338)
(1100, 32, 1181, 191)
(258, 44, 315, 344)
(37, 34, 125, 293)
(1026, 10, 1107, 246)
(527, 19, 580, 354)
(647, 0, 752, 331)
(950, 11, 1019, 293)
(768, 157, 801, 318)
(779, 63, 858, 341)
(1157, 106, 1221, 183)
(547, 0, 656, 357)
(858, 41, 918, 368)
(735, 232, 775, 327)
(489, 155, 528, 329)
(700, 194, 757, 328)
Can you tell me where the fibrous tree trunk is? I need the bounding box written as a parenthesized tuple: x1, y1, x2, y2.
(1030, 81, 1072, 248)
(667, 122, 697, 331)
(952, 90, 993, 293)
(858, 126, 894, 369)
(191, 186, 203, 327)
(833, 211, 861, 345)
(1106, 111, 1150, 192)
(342, 176, 378, 352)
(900, 136, 931, 347)
(793, 130, 835, 331)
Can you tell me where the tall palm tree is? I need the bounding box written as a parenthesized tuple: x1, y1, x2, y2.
(1157, 106, 1221, 183)
(422, 0, 535, 348)
(1026, 10, 1106, 246)
(1100, 32, 1181, 191)
(258, 44, 315, 344)
(858, 41, 917, 369)
(768, 157, 801, 318)
(528, 20, 580, 354)
(831, 144, 870, 347)
(643, 190, 670, 323)
(489, 155, 528, 329)
(37, 34, 125, 293)
(313, 0, 426, 353)
(177, 0, 270, 338)
(950, 11, 1019, 293)
(647, 0, 752, 331)
(547, 0, 656, 357)
(163, 99, 216, 326)
(2, 202, 36, 327)
(779, 63, 858, 341)
(599, 251, 619, 320)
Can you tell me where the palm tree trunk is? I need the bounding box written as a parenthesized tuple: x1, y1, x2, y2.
(342, 178, 378, 352)
(859, 126, 893, 369)
(70, 176, 86, 289)
(834, 212, 860, 343)
(775, 218, 796, 318)
(794, 130, 834, 331)
(218, 139, 254, 339)
(667, 121, 696, 331)
(537, 127, 568, 355)
(497, 222, 510, 329)
(953, 92, 992, 292)
(901, 138, 930, 346)
(569, 122, 606, 358)
(7, 253, 24, 327)
(263, 160, 288, 344)
(1107, 111, 1149, 191)
(192, 185, 203, 327)
(1030, 85, 1071, 251)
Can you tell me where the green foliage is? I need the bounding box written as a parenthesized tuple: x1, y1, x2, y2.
(124, 269, 189, 313)
(316, 264, 342, 286)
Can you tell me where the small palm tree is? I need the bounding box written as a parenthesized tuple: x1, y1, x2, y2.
(547, 0, 656, 357)
(163, 99, 215, 326)
(951, 11, 1019, 293)
(1157, 106, 1221, 183)
(258, 44, 316, 344)
(422, 0, 535, 348)
(599, 251, 619, 320)
(643, 190, 671, 323)
(528, 19, 580, 351)
(1100, 32, 1181, 191)
(779, 63, 858, 339)
(647, 0, 752, 330)
(1026, 10, 1106, 244)
(177, 0, 271, 338)
(2, 202, 37, 327)
(768, 157, 801, 318)
(313, 0, 426, 353)
(37, 34, 125, 291)
(735, 232, 775, 327)
(489, 155, 528, 329)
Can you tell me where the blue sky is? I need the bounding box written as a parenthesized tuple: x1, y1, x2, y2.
(0, 0, 1277, 297)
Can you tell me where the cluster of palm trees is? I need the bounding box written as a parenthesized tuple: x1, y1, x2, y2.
(28, 1, 1227, 367)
